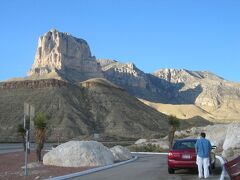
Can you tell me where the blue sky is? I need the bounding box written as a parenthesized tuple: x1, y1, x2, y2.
(0, 0, 240, 82)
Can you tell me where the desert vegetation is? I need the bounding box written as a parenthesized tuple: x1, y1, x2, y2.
(168, 115, 180, 149)
(34, 112, 47, 162)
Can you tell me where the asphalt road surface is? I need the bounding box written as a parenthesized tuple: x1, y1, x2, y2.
(70, 154, 222, 180)
(0, 143, 53, 154)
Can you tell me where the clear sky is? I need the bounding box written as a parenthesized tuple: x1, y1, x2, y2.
(0, 0, 240, 82)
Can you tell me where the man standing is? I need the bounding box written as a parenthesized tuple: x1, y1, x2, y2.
(195, 132, 212, 179)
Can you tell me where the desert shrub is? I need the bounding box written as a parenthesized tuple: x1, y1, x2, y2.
(128, 143, 162, 152)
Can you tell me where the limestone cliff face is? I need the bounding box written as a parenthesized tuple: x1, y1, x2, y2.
(97, 59, 240, 121)
(28, 29, 103, 81)
(97, 59, 147, 89)
(153, 69, 240, 120)
(97, 59, 203, 104)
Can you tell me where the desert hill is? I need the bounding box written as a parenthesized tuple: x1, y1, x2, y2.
(0, 78, 170, 142)
(139, 99, 214, 120)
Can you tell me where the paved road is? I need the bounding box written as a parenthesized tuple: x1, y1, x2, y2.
(0, 143, 53, 154)
(70, 154, 222, 180)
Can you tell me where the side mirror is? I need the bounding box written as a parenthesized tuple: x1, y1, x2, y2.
(212, 145, 217, 150)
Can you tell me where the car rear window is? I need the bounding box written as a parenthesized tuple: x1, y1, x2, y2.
(173, 140, 196, 150)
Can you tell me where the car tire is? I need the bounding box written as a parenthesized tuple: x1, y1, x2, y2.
(211, 162, 215, 170)
(209, 166, 212, 174)
(168, 168, 175, 174)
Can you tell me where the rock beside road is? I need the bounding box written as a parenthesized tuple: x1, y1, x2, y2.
(110, 145, 132, 162)
(174, 123, 238, 149)
(134, 138, 169, 150)
(135, 139, 147, 145)
(43, 141, 114, 167)
(179, 123, 240, 161)
(223, 123, 240, 150)
(135, 123, 240, 160)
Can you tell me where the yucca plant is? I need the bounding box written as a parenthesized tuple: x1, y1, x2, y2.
(168, 115, 180, 149)
(34, 112, 47, 162)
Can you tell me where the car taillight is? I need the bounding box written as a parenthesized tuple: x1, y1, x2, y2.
(168, 152, 174, 159)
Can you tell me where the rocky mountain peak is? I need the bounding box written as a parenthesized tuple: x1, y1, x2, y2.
(97, 59, 142, 75)
(153, 68, 223, 83)
(28, 29, 103, 81)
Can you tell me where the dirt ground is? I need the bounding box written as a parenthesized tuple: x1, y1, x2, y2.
(0, 151, 94, 180)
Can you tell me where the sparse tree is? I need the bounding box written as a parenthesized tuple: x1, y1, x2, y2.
(17, 124, 26, 151)
(168, 115, 180, 149)
(34, 112, 47, 162)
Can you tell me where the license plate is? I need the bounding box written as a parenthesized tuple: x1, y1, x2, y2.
(182, 154, 191, 159)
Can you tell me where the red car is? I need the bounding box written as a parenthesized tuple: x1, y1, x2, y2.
(168, 138, 215, 174)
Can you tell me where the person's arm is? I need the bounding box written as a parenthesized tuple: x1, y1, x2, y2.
(195, 140, 198, 154)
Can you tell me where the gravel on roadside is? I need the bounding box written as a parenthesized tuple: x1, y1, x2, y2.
(0, 151, 94, 180)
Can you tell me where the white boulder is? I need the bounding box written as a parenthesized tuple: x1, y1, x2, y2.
(223, 123, 240, 150)
(134, 138, 169, 150)
(135, 139, 147, 145)
(222, 148, 234, 160)
(150, 140, 169, 150)
(43, 141, 114, 167)
(110, 145, 132, 161)
(203, 124, 228, 147)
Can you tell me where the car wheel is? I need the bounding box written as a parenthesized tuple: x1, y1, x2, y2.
(168, 168, 175, 174)
(211, 162, 215, 169)
(209, 166, 212, 174)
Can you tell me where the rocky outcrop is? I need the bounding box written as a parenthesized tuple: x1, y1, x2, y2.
(153, 69, 240, 121)
(43, 141, 114, 167)
(221, 123, 240, 161)
(110, 145, 132, 161)
(223, 123, 240, 150)
(175, 123, 240, 160)
(98, 60, 240, 122)
(28, 29, 103, 81)
(134, 138, 169, 150)
(0, 79, 67, 90)
(97, 59, 148, 89)
(174, 124, 229, 147)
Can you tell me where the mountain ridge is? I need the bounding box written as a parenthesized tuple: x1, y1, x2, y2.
(1, 29, 240, 141)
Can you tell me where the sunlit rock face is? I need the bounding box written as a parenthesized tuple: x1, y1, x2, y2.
(97, 59, 148, 89)
(28, 29, 103, 81)
(153, 68, 240, 120)
(43, 141, 114, 167)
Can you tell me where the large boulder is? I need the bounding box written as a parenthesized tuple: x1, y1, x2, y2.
(134, 139, 147, 145)
(110, 145, 132, 162)
(223, 123, 240, 150)
(203, 124, 228, 147)
(43, 141, 114, 167)
(222, 148, 234, 161)
(174, 124, 229, 147)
